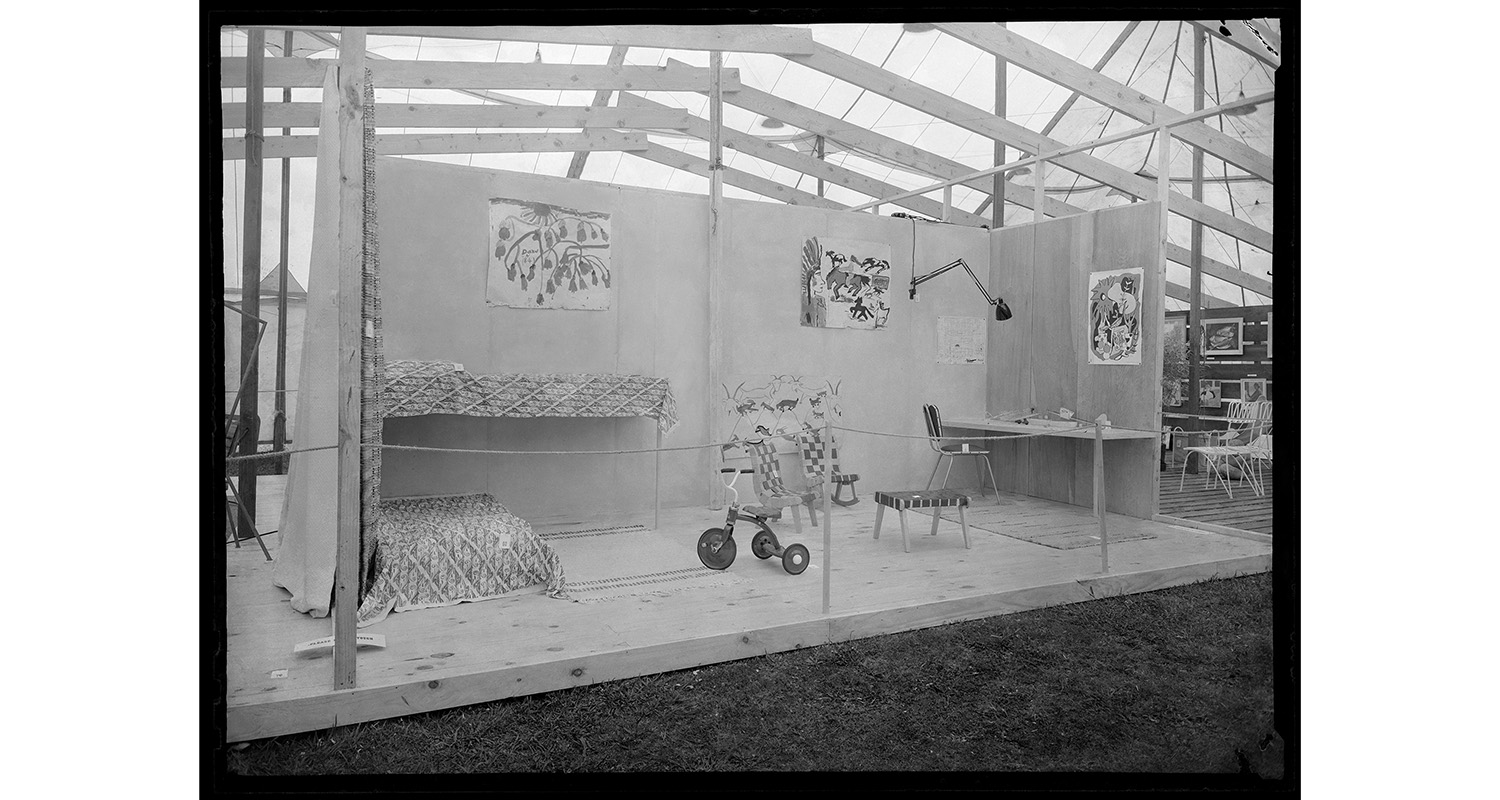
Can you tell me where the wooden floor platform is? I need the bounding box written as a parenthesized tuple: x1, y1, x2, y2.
(1157, 460, 1276, 535)
(223, 478, 1272, 742)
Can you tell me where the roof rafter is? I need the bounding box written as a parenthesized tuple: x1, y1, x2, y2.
(619, 94, 990, 227)
(936, 23, 1272, 182)
(221, 57, 742, 92)
(786, 42, 1273, 252)
(568, 45, 630, 179)
(221, 103, 690, 130)
(221, 130, 648, 160)
(233, 24, 817, 55)
(630, 142, 844, 209)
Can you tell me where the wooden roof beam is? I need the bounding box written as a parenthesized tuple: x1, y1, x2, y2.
(231, 24, 817, 55)
(936, 23, 1272, 182)
(787, 42, 1272, 251)
(221, 130, 649, 160)
(1192, 20, 1281, 69)
(619, 93, 991, 227)
(629, 142, 844, 209)
(221, 103, 690, 130)
(221, 57, 741, 91)
(568, 45, 630, 179)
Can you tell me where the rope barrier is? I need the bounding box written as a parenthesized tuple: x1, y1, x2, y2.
(223, 416, 1266, 465)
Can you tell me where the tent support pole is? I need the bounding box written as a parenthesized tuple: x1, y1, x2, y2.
(236, 28, 266, 535)
(333, 27, 367, 692)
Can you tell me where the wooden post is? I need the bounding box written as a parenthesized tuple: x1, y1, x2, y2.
(706, 51, 725, 509)
(821, 416, 833, 614)
(993, 27, 1005, 228)
(815, 134, 825, 198)
(273, 29, 293, 455)
(332, 27, 367, 692)
(1186, 29, 1206, 471)
(1095, 422, 1108, 572)
(236, 28, 267, 535)
(1033, 157, 1045, 223)
(654, 427, 662, 530)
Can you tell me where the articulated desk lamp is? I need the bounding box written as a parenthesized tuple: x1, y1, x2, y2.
(909, 258, 1013, 321)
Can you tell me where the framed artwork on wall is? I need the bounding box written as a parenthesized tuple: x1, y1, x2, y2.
(1165, 378, 1185, 407)
(800, 237, 892, 330)
(487, 197, 612, 310)
(937, 316, 986, 364)
(1242, 378, 1268, 403)
(1085, 267, 1144, 365)
(1201, 318, 1245, 356)
(1199, 379, 1223, 409)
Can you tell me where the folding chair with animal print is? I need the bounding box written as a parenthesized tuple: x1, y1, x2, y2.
(743, 439, 819, 533)
(797, 428, 861, 507)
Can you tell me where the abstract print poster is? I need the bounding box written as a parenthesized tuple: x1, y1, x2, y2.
(800, 236, 892, 330)
(720, 375, 842, 453)
(1086, 267, 1144, 365)
(488, 197, 612, 309)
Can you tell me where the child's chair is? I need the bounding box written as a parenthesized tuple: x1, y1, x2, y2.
(797, 428, 861, 506)
(743, 439, 819, 533)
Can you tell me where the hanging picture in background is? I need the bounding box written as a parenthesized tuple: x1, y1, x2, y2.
(1199, 379, 1223, 409)
(1085, 267, 1144, 365)
(721, 375, 843, 453)
(937, 316, 986, 364)
(1242, 378, 1268, 403)
(1166, 378, 1185, 407)
(487, 197, 612, 310)
(800, 236, 892, 330)
(1201, 318, 1245, 356)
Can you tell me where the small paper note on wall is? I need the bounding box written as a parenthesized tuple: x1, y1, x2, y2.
(1086, 267, 1144, 365)
(937, 316, 986, 364)
(488, 197, 612, 310)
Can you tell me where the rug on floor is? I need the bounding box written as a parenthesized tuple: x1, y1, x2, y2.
(912, 501, 1156, 550)
(540, 524, 751, 603)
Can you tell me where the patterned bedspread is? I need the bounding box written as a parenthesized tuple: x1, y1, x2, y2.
(357, 493, 568, 625)
(381, 360, 678, 434)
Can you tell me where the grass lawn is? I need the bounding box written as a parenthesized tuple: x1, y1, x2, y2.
(223, 573, 1283, 777)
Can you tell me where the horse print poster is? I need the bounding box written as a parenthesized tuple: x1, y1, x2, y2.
(800, 237, 892, 330)
(488, 197, 612, 309)
(1086, 267, 1144, 365)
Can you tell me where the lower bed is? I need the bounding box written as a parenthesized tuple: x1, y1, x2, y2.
(358, 493, 568, 626)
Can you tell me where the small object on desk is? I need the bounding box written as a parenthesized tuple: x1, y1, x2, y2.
(1058, 407, 1074, 420)
(873, 489, 971, 553)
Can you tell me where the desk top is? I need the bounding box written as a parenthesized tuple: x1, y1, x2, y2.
(943, 417, 1159, 441)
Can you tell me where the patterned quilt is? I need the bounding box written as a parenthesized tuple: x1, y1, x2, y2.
(381, 360, 678, 434)
(357, 493, 568, 625)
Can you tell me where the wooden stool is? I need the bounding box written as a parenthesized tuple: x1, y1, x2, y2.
(873, 489, 971, 553)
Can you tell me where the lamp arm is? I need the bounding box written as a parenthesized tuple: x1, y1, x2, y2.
(910, 258, 997, 306)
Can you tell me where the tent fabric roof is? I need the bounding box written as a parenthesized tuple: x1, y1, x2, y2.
(221, 21, 1277, 310)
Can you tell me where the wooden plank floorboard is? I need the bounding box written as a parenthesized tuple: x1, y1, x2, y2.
(224, 478, 1272, 741)
(1156, 463, 1276, 534)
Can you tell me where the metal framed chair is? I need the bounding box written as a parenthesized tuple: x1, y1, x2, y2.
(1178, 400, 1273, 498)
(923, 403, 997, 496)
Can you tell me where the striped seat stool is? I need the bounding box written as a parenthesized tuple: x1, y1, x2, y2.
(873, 489, 971, 553)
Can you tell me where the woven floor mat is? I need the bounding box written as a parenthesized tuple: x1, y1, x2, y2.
(541, 525, 750, 604)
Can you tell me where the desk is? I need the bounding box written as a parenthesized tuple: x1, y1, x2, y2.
(942, 417, 1157, 519)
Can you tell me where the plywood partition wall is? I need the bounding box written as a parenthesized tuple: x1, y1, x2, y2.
(374, 157, 992, 524)
(986, 202, 1162, 518)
